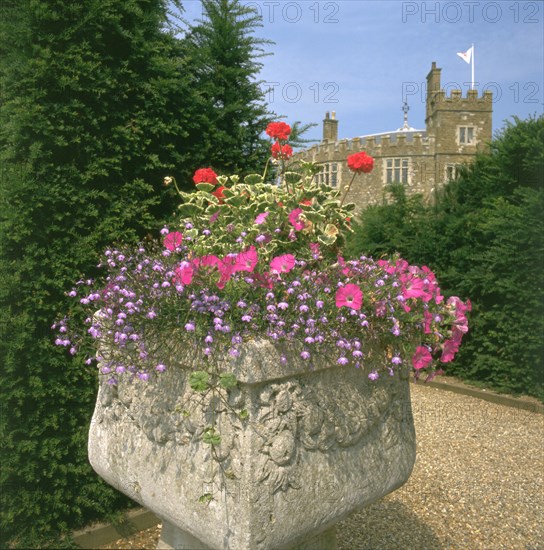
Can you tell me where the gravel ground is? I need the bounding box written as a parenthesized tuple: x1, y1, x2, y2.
(100, 382, 544, 549)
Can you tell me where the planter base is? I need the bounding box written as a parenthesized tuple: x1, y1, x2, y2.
(157, 521, 336, 550)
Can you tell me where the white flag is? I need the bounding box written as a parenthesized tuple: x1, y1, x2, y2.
(457, 46, 473, 64)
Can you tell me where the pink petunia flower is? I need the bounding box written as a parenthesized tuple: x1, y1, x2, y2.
(288, 208, 305, 231)
(309, 242, 320, 259)
(254, 212, 269, 225)
(197, 255, 222, 269)
(254, 271, 273, 289)
(440, 338, 460, 363)
(377, 259, 396, 275)
(163, 231, 183, 251)
(423, 310, 434, 334)
(337, 256, 351, 276)
(233, 246, 258, 273)
(335, 284, 363, 310)
(412, 346, 433, 370)
(217, 254, 237, 286)
(400, 273, 433, 302)
(270, 254, 296, 274)
(173, 261, 194, 285)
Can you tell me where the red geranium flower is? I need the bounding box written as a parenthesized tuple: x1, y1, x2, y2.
(271, 141, 293, 159)
(347, 151, 374, 174)
(265, 121, 291, 141)
(212, 185, 226, 203)
(193, 167, 218, 185)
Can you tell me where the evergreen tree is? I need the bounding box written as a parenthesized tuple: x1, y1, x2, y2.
(184, 0, 274, 176)
(346, 116, 544, 399)
(430, 116, 544, 398)
(0, 0, 198, 545)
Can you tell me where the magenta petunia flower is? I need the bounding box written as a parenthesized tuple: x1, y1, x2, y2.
(173, 261, 194, 285)
(412, 346, 433, 370)
(254, 212, 269, 225)
(197, 255, 222, 269)
(163, 231, 183, 251)
(400, 273, 432, 301)
(234, 246, 258, 273)
(288, 208, 305, 231)
(270, 254, 295, 274)
(440, 338, 460, 363)
(335, 284, 363, 310)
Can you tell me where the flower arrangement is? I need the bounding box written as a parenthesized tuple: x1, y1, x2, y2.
(54, 122, 470, 388)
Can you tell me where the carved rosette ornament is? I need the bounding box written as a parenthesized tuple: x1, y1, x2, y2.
(89, 340, 416, 550)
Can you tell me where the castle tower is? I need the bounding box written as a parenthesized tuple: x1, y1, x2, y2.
(425, 61, 492, 183)
(322, 111, 338, 142)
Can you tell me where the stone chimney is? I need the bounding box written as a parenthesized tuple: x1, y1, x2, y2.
(322, 111, 338, 142)
(426, 61, 442, 121)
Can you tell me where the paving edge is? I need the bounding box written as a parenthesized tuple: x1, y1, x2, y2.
(73, 379, 543, 548)
(72, 508, 160, 549)
(411, 377, 544, 415)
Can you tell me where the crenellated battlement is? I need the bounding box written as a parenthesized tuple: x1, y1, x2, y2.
(296, 132, 430, 164)
(429, 88, 493, 105)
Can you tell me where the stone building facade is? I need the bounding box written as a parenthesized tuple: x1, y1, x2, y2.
(293, 62, 493, 211)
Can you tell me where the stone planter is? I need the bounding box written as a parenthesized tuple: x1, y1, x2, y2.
(89, 340, 416, 550)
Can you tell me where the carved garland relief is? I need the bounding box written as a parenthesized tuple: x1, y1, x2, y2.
(96, 366, 410, 495)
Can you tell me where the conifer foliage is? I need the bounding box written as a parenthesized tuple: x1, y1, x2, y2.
(0, 0, 196, 545)
(184, 0, 273, 175)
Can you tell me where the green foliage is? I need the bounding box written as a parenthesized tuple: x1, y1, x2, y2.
(183, 0, 274, 177)
(286, 121, 319, 149)
(170, 167, 353, 264)
(449, 187, 544, 397)
(347, 116, 544, 399)
(219, 373, 238, 389)
(189, 371, 210, 392)
(0, 0, 201, 546)
(202, 427, 221, 446)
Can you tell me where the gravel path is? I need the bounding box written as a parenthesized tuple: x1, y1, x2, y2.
(101, 382, 544, 549)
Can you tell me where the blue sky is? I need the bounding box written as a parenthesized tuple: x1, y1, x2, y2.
(180, 0, 543, 143)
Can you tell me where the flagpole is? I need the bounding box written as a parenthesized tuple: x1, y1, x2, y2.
(471, 43, 475, 90)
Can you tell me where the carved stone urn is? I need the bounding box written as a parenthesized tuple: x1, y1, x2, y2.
(88, 339, 416, 550)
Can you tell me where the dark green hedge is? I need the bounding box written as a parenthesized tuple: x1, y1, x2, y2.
(0, 1, 194, 546)
(346, 116, 544, 400)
